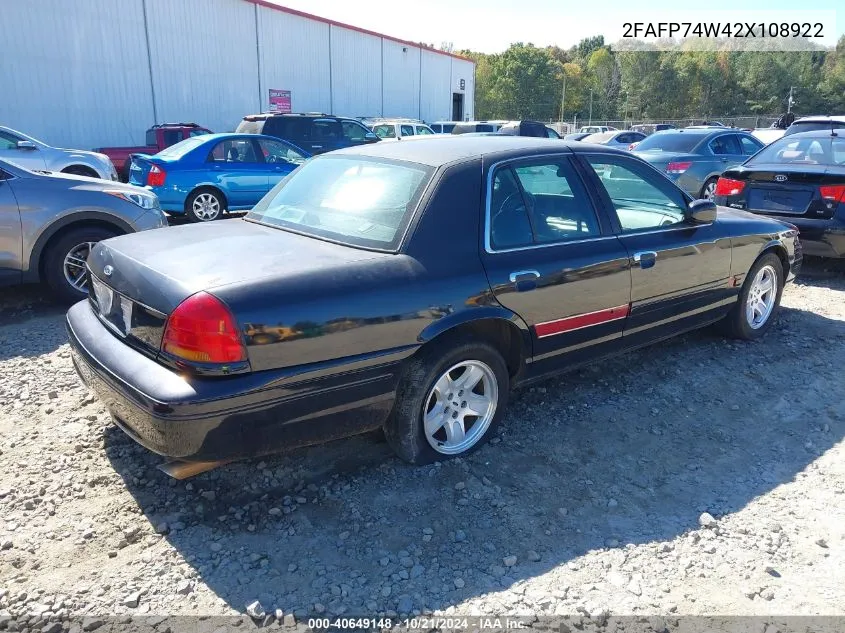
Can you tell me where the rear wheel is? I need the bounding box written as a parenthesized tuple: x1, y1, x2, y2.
(62, 165, 99, 178)
(700, 177, 718, 200)
(384, 338, 509, 464)
(186, 188, 226, 222)
(43, 226, 119, 303)
(721, 252, 784, 340)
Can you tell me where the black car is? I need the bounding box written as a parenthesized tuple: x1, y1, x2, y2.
(66, 136, 801, 472)
(714, 129, 845, 258)
(235, 112, 378, 155)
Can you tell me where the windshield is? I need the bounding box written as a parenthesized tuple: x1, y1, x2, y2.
(156, 136, 207, 159)
(749, 134, 845, 166)
(247, 156, 433, 250)
(634, 132, 702, 153)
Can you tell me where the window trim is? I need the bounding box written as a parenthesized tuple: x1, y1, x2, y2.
(484, 153, 609, 254)
(575, 152, 694, 237)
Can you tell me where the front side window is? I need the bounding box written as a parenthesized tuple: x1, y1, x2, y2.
(257, 138, 307, 165)
(208, 138, 259, 163)
(740, 135, 763, 155)
(247, 156, 433, 250)
(341, 120, 369, 141)
(400, 125, 415, 137)
(489, 159, 600, 250)
(584, 156, 686, 231)
(416, 126, 434, 135)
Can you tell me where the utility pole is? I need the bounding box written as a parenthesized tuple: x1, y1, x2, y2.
(560, 71, 567, 124)
(588, 89, 593, 125)
(787, 86, 795, 113)
(623, 91, 629, 128)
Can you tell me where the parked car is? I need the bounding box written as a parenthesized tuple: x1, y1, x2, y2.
(714, 129, 845, 258)
(579, 126, 617, 134)
(631, 123, 677, 136)
(66, 136, 800, 471)
(429, 121, 461, 134)
(751, 128, 787, 145)
(496, 121, 556, 138)
(235, 113, 378, 155)
(451, 121, 508, 134)
(0, 157, 166, 301)
(581, 130, 647, 149)
(783, 115, 845, 137)
(633, 128, 765, 199)
(128, 133, 310, 222)
(0, 126, 117, 181)
(371, 119, 435, 139)
(545, 127, 562, 139)
(563, 132, 591, 141)
(94, 123, 212, 181)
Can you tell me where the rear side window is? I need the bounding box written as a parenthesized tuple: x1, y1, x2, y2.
(145, 129, 156, 145)
(400, 125, 414, 136)
(709, 135, 741, 155)
(416, 126, 433, 135)
(208, 138, 259, 163)
(442, 124, 456, 133)
(489, 158, 600, 250)
(263, 117, 309, 142)
(162, 130, 182, 147)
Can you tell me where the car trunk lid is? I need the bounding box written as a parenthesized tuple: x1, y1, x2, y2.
(85, 219, 385, 356)
(127, 154, 159, 186)
(739, 164, 839, 218)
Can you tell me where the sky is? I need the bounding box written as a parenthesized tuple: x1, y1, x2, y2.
(266, 0, 842, 53)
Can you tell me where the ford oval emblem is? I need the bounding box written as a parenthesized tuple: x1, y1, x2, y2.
(774, 174, 787, 182)
(103, 265, 114, 277)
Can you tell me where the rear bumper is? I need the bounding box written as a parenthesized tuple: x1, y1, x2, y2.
(66, 301, 397, 461)
(788, 217, 845, 259)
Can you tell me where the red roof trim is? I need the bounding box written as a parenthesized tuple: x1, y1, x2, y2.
(244, 0, 474, 63)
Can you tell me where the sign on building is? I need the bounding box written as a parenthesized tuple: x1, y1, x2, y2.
(269, 89, 292, 113)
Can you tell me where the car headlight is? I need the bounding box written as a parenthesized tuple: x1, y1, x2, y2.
(104, 189, 158, 210)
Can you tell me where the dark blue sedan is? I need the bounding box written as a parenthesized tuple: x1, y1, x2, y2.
(129, 133, 310, 222)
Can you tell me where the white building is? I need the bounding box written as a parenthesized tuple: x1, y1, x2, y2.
(1, 0, 475, 149)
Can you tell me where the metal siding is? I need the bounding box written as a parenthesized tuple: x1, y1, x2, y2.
(381, 40, 421, 119)
(257, 6, 330, 114)
(144, 0, 259, 132)
(329, 26, 382, 118)
(451, 58, 475, 121)
(419, 51, 452, 123)
(0, 0, 154, 148)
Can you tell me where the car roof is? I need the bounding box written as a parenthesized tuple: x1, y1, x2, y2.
(326, 134, 626, 167)
(792, 115, 845, 123)
(776, 129, 845, 139)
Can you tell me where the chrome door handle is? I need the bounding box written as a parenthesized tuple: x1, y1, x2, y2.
(509, 270, 540, 283)
(633, 251, 658, 269)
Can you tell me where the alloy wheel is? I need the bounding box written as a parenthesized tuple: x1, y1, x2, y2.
(63, 242, 95, 291)
(193, 193, 221, 221)
(422, 360, 498, 455)
(746, 264, 778, 329)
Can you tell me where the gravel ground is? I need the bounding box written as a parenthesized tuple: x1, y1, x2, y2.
(1, 259, 844, 630)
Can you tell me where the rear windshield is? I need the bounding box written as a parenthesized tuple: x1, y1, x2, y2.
(583, 132, 616, 143)
(634, 132, 702, 153)
(247, 156, 434, 250)
(749, 135, 845, 166)
(155, 136, 207, 159)
(235, 118, 266, 134)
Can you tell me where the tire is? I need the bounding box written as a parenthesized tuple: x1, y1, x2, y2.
(62, 165, 100, 178)
(384, 338, 510, 465)
(700, 177, 718, 200)
(721, 252, 784, 340)
(185, 188, 226, 222)
(43, 226, 119, 303)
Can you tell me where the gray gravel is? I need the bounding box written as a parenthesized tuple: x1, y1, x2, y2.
(1, 260, 844, 626)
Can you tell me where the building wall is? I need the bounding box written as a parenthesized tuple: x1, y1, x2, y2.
(0, 0, 473, 149)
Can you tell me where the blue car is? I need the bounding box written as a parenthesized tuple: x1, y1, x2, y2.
(129, 133, 310, 222)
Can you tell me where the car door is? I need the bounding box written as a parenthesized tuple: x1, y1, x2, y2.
(256, 137, 308, 190)
(205, 137, 267, 207)
(578, 153, 733, 346)
(0, 168, 22, 284)
(0, 130, 46, 171)
(479, 154, 632, 379)
(709, 133, 745, 172)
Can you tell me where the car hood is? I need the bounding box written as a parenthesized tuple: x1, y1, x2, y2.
(86, 219, 388, 314)
(24, 169, 145, 192)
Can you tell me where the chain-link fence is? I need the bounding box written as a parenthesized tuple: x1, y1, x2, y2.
(547, 115, 783, 135)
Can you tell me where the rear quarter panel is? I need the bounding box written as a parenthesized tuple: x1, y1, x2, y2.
(718, 208, 799, 283)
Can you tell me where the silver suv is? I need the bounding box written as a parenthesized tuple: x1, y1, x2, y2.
(0, 126, 117, 180)
(0, 158, 167, 302)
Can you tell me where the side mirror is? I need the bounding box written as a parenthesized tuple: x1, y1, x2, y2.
(16, 140, 37, 150)
(686, 198, 717, 224)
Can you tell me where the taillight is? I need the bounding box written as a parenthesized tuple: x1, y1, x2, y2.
(714, 177, 746, 196)
(147, 164, 166, 187)
(819, 185, 845, 203)
(161, 292, 246, 364)
(666, 161, 692, 174)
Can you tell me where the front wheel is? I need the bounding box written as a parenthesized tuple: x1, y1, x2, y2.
(186, 188, 226, 222)
(384, 339, 509, 464)
(721, 252, 784, 340)
(43, 226, 119, 303)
